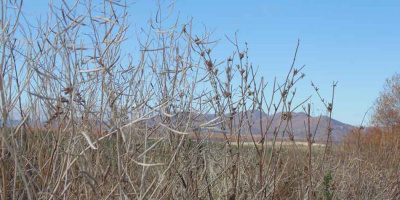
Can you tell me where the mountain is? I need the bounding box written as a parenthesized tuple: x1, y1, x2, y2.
(2, 111, 353, 142)
(193, 111, 354, 142)
(249, 112, 353, 141)
(0, 119, 21, 127)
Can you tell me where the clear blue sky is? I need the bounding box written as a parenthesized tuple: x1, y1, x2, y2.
(24, 0, 400, 126)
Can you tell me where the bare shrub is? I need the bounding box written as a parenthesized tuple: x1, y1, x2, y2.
(0, 1, 397, 199)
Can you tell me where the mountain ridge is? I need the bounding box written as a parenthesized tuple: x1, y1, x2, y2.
(194, 111, 354, 141)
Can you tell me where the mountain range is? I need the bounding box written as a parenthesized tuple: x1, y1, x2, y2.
(195, 111, 354, 142)
(1, 111, 355, 142)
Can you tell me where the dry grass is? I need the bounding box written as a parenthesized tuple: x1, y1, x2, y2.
(0, 0, 399, 199)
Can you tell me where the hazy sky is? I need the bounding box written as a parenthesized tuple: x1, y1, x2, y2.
(24, 0, 400, 126)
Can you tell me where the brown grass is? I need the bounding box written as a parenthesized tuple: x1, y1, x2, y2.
(0, 0, 399, 199)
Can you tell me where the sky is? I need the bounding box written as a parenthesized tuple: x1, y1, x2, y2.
(23, 0, 400, 126)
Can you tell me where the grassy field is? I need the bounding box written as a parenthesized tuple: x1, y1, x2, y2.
(3, 130, 396, 199)
(0, 0, 399, 199)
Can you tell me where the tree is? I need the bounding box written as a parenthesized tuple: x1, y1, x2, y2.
(372, 73, 400, 130)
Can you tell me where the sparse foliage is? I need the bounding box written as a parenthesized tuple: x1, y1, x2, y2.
(0, 0, 397, 199)
(372, 72, 400, 129)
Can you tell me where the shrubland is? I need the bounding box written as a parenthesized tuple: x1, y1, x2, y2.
(0, 0, 398, 199)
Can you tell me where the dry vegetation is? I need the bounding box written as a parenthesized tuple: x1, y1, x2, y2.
(0, 0, 399, 199)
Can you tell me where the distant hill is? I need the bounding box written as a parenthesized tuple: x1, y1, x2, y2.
(194, 111, 354, 142)
(249, 112, 353, 141)
(2, 111, 354, 142)
(0, 119, 20, 127)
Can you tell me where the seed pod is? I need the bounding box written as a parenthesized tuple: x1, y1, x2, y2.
(223, 91, 231, 98)
(282, 90, 287, 97)
(62, 87, 72, 95)
(205, 60, 213, 70)
(194, 38, 201, 45)
(327, 103, 333, 112)
(239, 52, 244, 60)
(61, 97, 69, 103)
